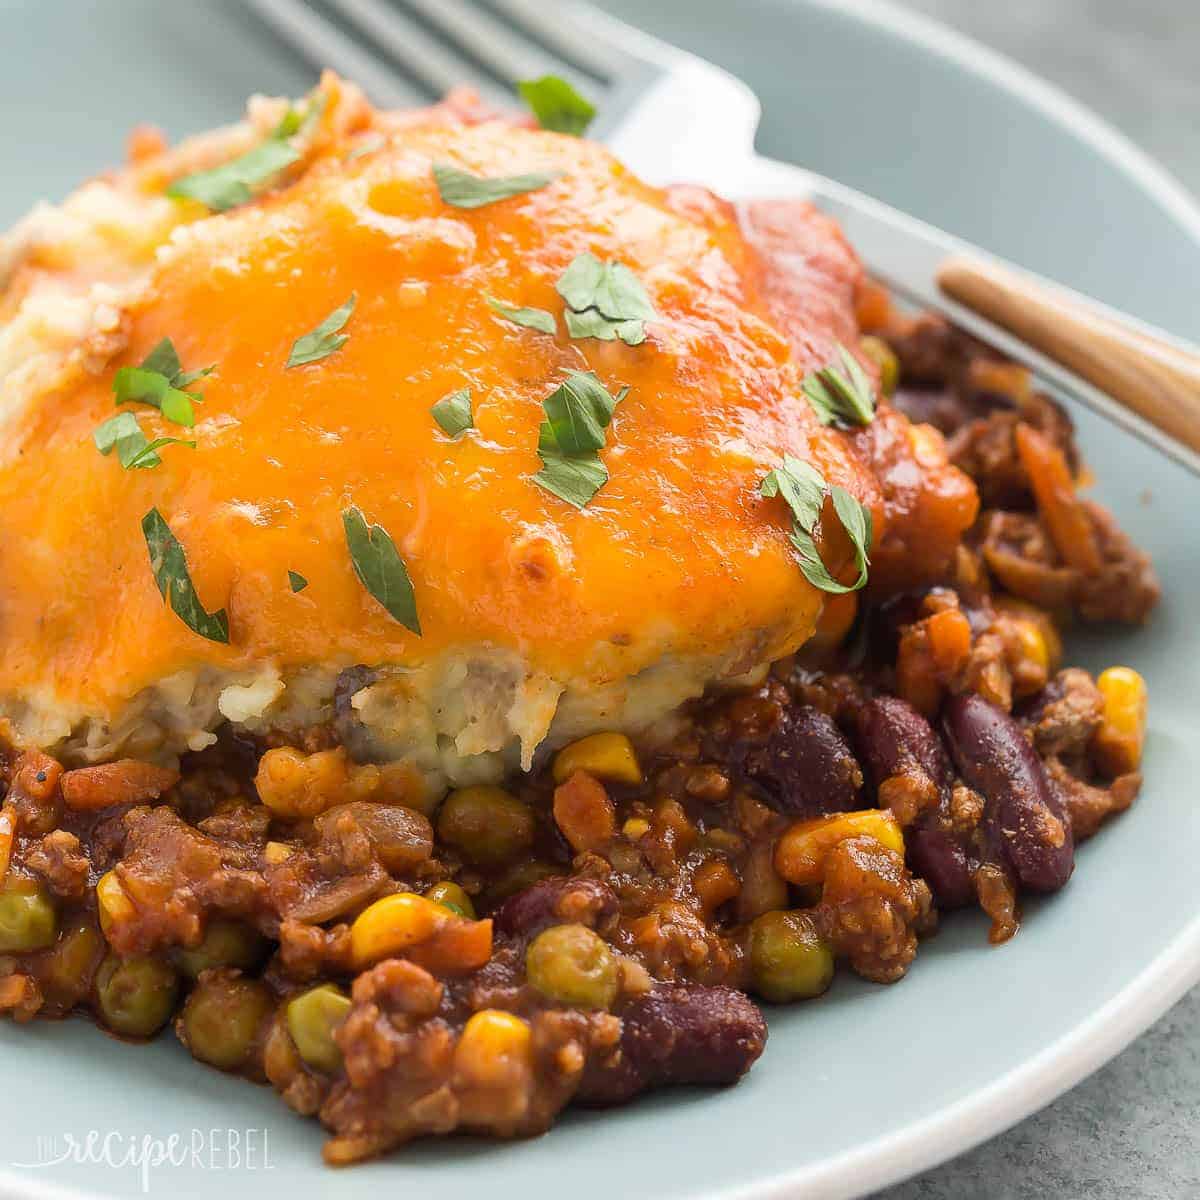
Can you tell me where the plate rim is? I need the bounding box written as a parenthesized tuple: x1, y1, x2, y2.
(0, 3, 1197, 1199)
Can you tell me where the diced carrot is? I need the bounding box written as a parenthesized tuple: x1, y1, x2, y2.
(553, 771, 616, 854)
(927, 608, 972, 674)
(60, 760, 179, 811)
(1015, 423, 1102, 573)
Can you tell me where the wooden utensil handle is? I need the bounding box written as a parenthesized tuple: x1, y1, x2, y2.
(937, 255, 1200, 454)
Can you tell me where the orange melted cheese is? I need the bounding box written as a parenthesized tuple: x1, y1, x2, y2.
(0, 117, 880, 727)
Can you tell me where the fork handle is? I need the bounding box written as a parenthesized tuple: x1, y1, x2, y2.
(937, 256, 1200, 454)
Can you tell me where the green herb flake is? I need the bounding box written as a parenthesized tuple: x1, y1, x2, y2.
(288, 570, 309, 593)
(564, 307, 645, 346)
(141, 507, 230, 643)
(342, 506, 421, 634)
(801, 343, 877, 427)
(486, 296, 557, 335)
(759, 458, 872, 594)
(287, 294, 356, 368)
(167, 139, 301, 213)
(517, 76, 597, 136)
(533, 371, 622, 509)
(431, 388, 474, 439)
(112, 338, 214, 429)
(555, 252, 605, 311)
(94, 410, 196, 470)
(272, 93, 326, 140)
(534, 452, 609, 510)
(556, 252, 657, 345)
(432, 163, 559, 210)
(759, 454, 826, 531)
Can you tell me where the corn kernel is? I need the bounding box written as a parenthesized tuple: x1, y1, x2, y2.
(349, 892, 447, 970)
(263, 841, 293, 865)
(425, 881, 475, 919)
(996, 597, 1063, 674)
(552, 733, 643, 786)
(622, 817, 650, 841)
(454, 1009, 532, 1086)
(1094, 667, 1148, 776)
(96, 869, 135, 937)
(774, 810, 904, 887)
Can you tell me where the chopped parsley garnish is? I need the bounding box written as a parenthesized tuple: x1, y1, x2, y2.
(288, 570, 309, 593)
(342, 506, 421, 634)
(112, 338, 214, 428)
(431, 388, 474, 438)
(802, 344, 876, 427)
(272, 93, 326, 139)
(517, 76, 597, 136)
(287, 294, 356, 367)
(432, 163, 559, 210)
(564, 307, 644, 345)
(94, 412, 195, 470)
(555, 252, 656, 346)
(760, 455, 873, 594)
(533, 371, 623, 508)
(486, 296, 557, 335)
(167, 139, 300, 213)
(141, 507, 230, 643)
(167, 92, 323, 213)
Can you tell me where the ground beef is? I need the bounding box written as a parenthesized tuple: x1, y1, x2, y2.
(0, 298, 1155, 1166)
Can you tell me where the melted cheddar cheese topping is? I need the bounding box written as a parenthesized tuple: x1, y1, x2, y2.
(0, 88, 882, 755)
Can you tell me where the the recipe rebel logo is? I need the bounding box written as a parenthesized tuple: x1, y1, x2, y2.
(13, 1127, 276, 1192)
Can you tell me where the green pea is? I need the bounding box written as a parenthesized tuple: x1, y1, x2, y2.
(526, 923, 619, 1010)
(42, 921, 104, 1006)
(0, 877, 57, 953)
(748, 910, 834, 1003)
(95, 955, 180, 1038)
(425, 881, 475, 919)
(180, 974, 274, 1071)
(172, 920, 267, 980)
(486, 860, 559, 903)
(286, 983, 352, 1074)
(859, 335, 899, 398)
(436, 786, 534, 866)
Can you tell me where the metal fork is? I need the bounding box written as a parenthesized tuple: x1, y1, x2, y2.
(246, 0, 1200, 474)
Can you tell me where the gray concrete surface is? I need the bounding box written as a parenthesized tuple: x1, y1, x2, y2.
(870, 14, 1200, 1200)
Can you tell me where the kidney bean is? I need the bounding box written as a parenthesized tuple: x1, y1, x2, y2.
(906, 826, 975, 910)
(727, 705, 863, 817)
(492, 876, 618, 940)
(855, 696, 953, 799)
(855, 697, 975, 908)
(578, 984, 767, 1105)
(942, 692, 1073, 892)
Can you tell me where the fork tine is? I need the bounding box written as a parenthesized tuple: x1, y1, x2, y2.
(485, 0, 626, 80)
(398, 0, 592, 91)
(327, 0, 510, 106)
(246, 0, 421, 106)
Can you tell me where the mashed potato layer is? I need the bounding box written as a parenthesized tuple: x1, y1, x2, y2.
(0, 78, 902, 790)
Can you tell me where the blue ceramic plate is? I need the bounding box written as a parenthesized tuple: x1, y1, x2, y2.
(1, 2, 1198, 1198)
